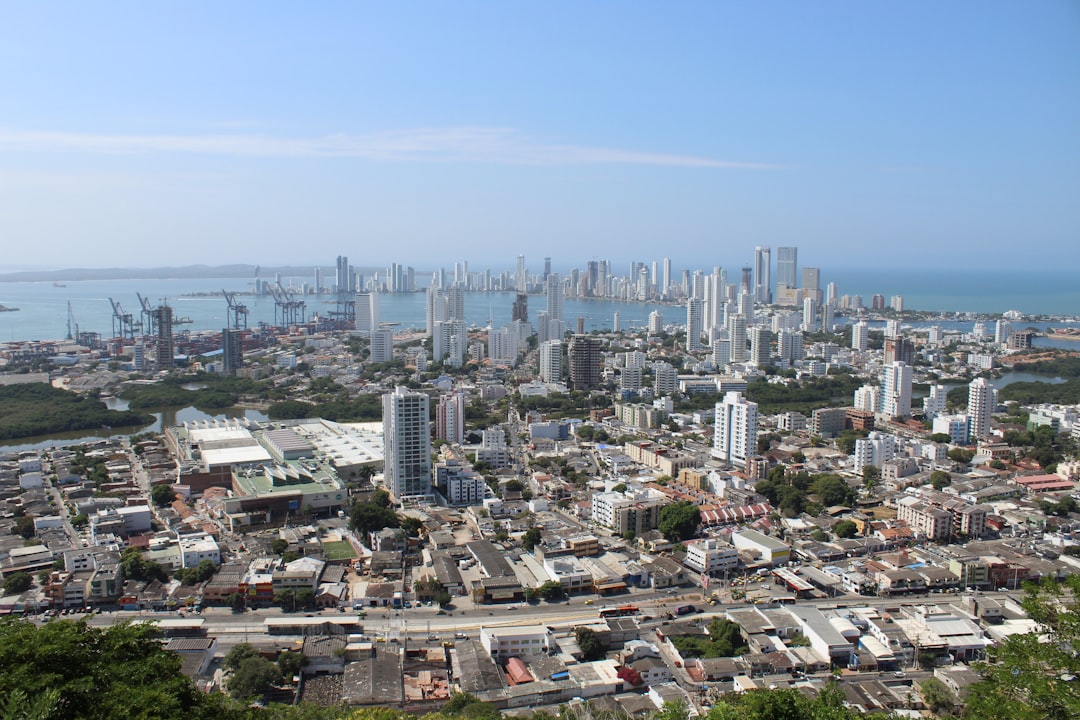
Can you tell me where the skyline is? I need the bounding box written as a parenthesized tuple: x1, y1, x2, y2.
(1, 2, 1078, 270)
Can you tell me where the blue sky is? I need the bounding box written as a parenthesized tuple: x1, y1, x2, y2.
(0, 1, 1077, 273)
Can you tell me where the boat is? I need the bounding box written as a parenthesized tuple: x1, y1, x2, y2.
(53, 282, 67, 287)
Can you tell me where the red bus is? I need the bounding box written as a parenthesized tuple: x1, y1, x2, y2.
(598, 605, 640, 618)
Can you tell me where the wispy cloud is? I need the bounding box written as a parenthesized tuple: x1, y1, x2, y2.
(0, 127, 781, 169)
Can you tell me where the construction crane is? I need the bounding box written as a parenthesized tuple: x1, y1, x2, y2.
(108, 298, 139, 340)
(222, 288, 249, 330)
(269, 281, 306, 328)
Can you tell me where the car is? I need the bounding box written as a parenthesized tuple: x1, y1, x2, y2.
(584, 599, 594, 605)
(893, 671, 906, 678)
(667, 588, 678, 594)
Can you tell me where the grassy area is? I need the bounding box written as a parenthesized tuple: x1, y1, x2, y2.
(322, 540, 356, 561)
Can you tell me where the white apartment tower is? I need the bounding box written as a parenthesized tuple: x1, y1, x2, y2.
(355, 291, 380, 337)
(852, 321, 869, 352)
(880, 361, 913, 419)
(754, 246, 771, 304)
(713, 391, 759, 469)
(647, 310, 664, 335)
(686, 298, 704, 351)
(727, 314, 748, 363)
(968, 377, 995, 443)
(653, 361, 677, 395)
(382, 386, 433, 499)
(923, 384, 947, 421)
(539, 340, 562, 383)
(369, 325, 394, 363)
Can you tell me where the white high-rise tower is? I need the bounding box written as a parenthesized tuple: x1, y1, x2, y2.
(382, 386, 432, 499)
(968, 377, 995, 443)
(713, 391, 759, 469)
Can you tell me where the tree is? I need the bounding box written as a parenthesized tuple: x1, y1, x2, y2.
(862, 464, 881, 488)
(659, 501, 701, 542)
(2, 572, 31, 595)
(371, 488, 392, 508)
(349, 501, 400, 537)
(277, 649, 307, 680)
(150, 483, 177, 507)
(12, 517, 34, 539)
(833, 520, 858, 539)
(119, 546, 167, 583)
(271, 538, 289, 555)
(538, 580, 565, 601)
(0, 619, 215, 720)
(948, 447, 976, 464)
(522, 526, 542, 552)
(919, 677, 956, 715)
(574, 626, 605, 661)
(224, 643, 263, 671)
(228, 655, 282, 701)
(930, 433, 954, 444)
(931, 470, 952, 490)
(964, 576, 1080, 720)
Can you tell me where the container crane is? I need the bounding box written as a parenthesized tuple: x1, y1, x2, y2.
(222, 288, 249, 330)
(108, 298, 138, 340)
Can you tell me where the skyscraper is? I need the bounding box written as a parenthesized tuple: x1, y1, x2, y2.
(546, 273, 563, 323)
(967, 377, 995, 443)
(686, 298, 704, 352)
(568, 334, 603, 390)
(355, 291, 379, 337)
(516, 255, 527, 293)
(713, 391, 759, 469)
(539, 340, 562, 383)
(776, 246, 798, 290)
(222, 328, 243, 375)
(727, 314, 748, 363)
(880, 361, 913, 419)
(382, 386, 432, 499)
(335, 255, 351, 293)
(436, 391, 466, 445)
(154, 304, 173, 369)
(753, 246, 771, 304)
(801, 267, 820, 302)
(369, 325, 394, 363)
(749, 327, 772, 367)
(852, 321, 869, 352)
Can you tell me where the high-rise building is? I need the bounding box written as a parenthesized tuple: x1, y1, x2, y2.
(713, 391, 759, 469)
(686, 298, 704, 351)
(749, 327, 772, 366)
(446, 286, 466, 322)
(884, 337, 915, 365)
(777, 329, 803, 364)
(435, 391, 466, 445)
(335, 255, 351, 293)
(801, 297, 819, 332)
(647, 310, 663, 335)
(154, 304, 174, 369)
(222, 328, 243, 375)
(968, 377, 995, 443)
(880, 361, 913, 419)
(852, 321, 869, 352)
(369, 325, 394, 363)
(801, 267, 820, 302)
(753, 246, 771, 304)
(776, 246, 798, 290)
(727, 314, 748, 363)
(923, 384, 947, 421)
(355, 291, 380, 337)
(653, 361, 677, 395)
(568, 334, 603, 390)
(662, 257, 671, 297)
(382, 386, 432, 499)
(517, 255, 527, 293)
(854, 384, 880, 413)
(539, 340, 562, 383)
(433, 320, 466, 367)
(546, 273, 563, 322)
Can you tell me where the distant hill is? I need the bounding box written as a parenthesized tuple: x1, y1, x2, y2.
(0, 264, 381, 282)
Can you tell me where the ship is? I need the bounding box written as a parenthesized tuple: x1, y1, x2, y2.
(1046, 327, 1080, 340)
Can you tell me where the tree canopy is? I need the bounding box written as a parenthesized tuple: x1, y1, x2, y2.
(659, 501, 701, 541)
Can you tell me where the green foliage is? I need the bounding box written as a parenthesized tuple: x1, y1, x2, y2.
(228, 655, 283, 701)
(0, 618, 219, 720)
(811, 474, 857, 507)
(658, 501, 701, 541)
(862, 464, 880, 488)
(119, 547, 167, 583)
(919, 677, 957, 715)
(224, 643, 262, 672)
(277, 649, 307, 679)
(271, 538, 290, 555)
(538, 580, 564, 601)
(1039, 496, 1077, 517)
(706, 684, 862, 720)
(948, 447, 976, 463)
(574, 626, 606, 661)
(810, 529, 829, 542)
(931, 470, 952, 490)
(833, 520, 858, 539)
(2, 572, 31, 595)
(669, 618, 747, 659)
(267, 399, 316, 420)
(150, 483, 177, 507)
(349, 500, 400, 537)
(965, 576, 1080, 720)
(1000, 379, 1080, 406)
(12, 517, 35, 539)
(522, 526, 542, 552)
(0, 383, 153, 441)
(930, 433, 954, 444)
(176, 560, 218, 586)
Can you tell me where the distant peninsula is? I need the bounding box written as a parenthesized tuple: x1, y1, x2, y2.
(0, 264, 385, 283)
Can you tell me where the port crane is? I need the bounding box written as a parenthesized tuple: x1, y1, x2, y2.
(136, 292, 156, 337)
(269, 281, 306, 328)
(222, 289, 249, 330)
(66, 301, 78, 341)
(108, 298, 139, 340)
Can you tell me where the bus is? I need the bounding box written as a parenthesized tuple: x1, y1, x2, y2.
(598, 605, 640, 618)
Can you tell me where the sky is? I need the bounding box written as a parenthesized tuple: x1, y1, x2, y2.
(0, 1, 1077, 274)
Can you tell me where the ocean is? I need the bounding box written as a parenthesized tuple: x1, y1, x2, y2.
(0, 268, 1077, 345)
